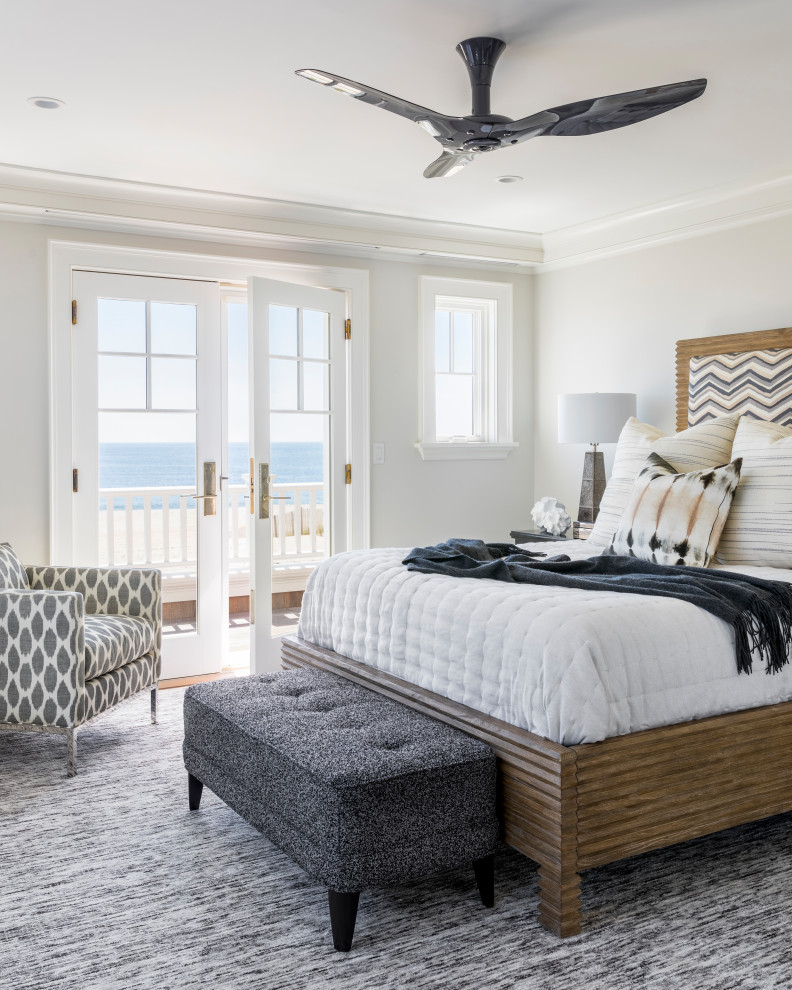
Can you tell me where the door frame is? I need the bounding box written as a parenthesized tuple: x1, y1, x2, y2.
(49, 240, 370, 563)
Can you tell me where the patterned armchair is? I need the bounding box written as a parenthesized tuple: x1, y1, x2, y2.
(0, 543, 161, 776)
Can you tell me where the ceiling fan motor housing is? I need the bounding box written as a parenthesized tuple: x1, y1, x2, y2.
(456, 37, 507, 117)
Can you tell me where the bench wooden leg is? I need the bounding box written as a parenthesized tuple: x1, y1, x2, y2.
(473, 854, 495, 907)
(328, 890, 360, 952)
(188, 772, 204, 811)
(538, 864, 581, 937)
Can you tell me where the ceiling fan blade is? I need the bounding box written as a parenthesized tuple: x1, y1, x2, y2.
(296, 68, 464, 141)
(539, 78, 707, 137)
(423, 151, 476, 179)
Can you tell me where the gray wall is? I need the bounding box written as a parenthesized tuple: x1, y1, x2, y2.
(534, 213, 792, 517)
(0, 220, 534, 561)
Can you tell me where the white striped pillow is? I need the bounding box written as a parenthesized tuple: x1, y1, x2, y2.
(717, 417, 792, 566)
(588, 415, 740, 549)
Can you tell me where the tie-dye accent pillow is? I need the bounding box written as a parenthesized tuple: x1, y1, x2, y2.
(605, 453, 742, 567)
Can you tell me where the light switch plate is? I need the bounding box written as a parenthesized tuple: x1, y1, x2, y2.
(373, 443, 385, 465)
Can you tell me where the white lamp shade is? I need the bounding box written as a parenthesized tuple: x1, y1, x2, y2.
(558, 392, 637, 445)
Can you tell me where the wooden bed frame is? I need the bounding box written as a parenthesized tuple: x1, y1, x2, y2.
(283, 326, 792, 937)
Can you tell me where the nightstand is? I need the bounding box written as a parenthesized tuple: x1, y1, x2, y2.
(510, 529, 568, 543)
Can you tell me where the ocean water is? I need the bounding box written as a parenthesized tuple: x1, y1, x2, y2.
(100, 442, 324, 508)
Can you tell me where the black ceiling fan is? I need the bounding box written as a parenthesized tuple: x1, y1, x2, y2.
(296, 37, 706, 179)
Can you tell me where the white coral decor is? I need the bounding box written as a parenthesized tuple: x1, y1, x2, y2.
(530, 497, 572, 537)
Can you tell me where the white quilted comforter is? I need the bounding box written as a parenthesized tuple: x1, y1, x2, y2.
(297, 540, 792, 745)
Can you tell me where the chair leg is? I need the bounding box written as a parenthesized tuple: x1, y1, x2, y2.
(150, 685, 158, 725)
(188, 772, 204, 811)
(66, 728, 77, 778)
(473, 854, 495, 908)
(328, 890, 360, 952)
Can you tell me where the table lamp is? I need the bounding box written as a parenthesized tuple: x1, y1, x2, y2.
(558, 392, 637, 523)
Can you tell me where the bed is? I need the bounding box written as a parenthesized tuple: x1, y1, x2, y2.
(282, 326, 792, 936)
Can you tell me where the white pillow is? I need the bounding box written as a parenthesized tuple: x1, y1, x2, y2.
(717, 417, 792, 567)
(587, 415, 740, 549)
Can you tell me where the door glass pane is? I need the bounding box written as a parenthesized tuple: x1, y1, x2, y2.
(303, 309, 329, 359)
(435, 374, 473, 437)
(269, 306, 298, 356)
(270, 358, 298, 409)
(98, 355, 147, 409)
(151, 357, 197, 410)
(97, 411, 197, 633)
(435, 311, 450, 373)
(453, 312, 474, 373)
(151, 303, 197, 355)
(302, 362, 328, 411)
(98, 299, 146, 353)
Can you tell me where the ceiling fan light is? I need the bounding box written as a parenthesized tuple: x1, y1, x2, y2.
(332, 82, 365, 97)
(417, 119, 440, 137)
(297, 69, 334, 85)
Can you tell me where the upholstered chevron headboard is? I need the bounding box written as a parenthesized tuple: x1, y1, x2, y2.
(675, 327, 792, 431)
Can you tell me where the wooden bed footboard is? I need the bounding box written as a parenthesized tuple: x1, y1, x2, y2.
(282, 635, 792, 937)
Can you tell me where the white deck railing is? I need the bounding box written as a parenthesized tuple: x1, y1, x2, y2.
(99, 482, 325, 569)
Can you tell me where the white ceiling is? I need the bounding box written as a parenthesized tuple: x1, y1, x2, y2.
(2, 0, 790, 234)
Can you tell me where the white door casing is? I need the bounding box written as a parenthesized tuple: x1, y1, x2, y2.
(248, 276, 347, 672)
(51, 242, 370, 569)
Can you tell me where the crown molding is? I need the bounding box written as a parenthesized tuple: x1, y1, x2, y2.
(540, 172, 792, 271)
(2, 162, 792, 271)
(0, 162, 542, 268)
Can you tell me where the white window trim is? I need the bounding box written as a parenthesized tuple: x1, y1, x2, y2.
(49, 240, 370, 561)
(416, 276, 518, 461)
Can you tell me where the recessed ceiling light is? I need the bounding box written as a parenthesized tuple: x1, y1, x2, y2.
(28, 96, 65, 110)
(496, 175, 523, 184)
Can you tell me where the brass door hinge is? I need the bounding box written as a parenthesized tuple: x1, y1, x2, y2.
(71, 300, 77, 325)
(345, 463, 352, 485)
(72, 468, 78, 493)
(344, 318, 351, 340)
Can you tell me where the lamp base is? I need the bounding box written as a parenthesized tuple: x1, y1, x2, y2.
(577, 449, 607, 524)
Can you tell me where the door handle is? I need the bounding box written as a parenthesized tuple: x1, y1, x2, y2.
(259, 462, 270, 520)
(257, 462, 290, 519)
(203, 462, 218, 516)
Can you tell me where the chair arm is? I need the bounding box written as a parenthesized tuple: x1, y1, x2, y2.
(0, 589, 84, 728)
(25, 565, 161, 626)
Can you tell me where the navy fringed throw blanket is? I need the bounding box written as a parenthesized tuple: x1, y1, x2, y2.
(402, 539, 792, 676)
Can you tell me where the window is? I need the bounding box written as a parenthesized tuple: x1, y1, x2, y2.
(417, 277, 517, 460)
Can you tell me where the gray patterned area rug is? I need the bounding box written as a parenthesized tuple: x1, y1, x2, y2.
(2, 688, 792, 990)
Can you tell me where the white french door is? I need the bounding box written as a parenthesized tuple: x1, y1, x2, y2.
(248, 277, 348, 672)
(72, 271, 223, 680)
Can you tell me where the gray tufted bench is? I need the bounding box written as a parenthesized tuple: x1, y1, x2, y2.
(182, 669, 499, 951)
